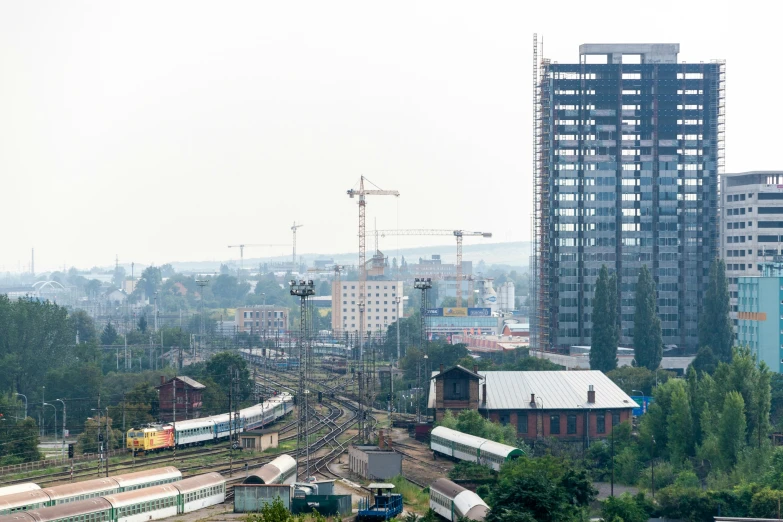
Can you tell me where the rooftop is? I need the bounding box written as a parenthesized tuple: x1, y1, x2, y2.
(579, 43, 679, 64)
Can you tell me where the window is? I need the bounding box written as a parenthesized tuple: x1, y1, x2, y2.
(550, 415, 560, 435)
(612, 413, 620, 426)
(596, 414, 606, 434)
(567, 415, 577, 434)
(517, 413, 528, 434)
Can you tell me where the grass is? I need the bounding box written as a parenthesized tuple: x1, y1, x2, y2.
(388, 476, 429, 513)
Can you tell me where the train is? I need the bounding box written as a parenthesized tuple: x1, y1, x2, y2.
(0, 468, 181, 515)
(0, 473, 224, 522)
(0, 485, 39, 500)
(321, 356, 347, 374)
(126, 392, 293, 454)
(429, 478, 489, 522)
(430, 426, 524, 472)
(242, 455, 297, 485)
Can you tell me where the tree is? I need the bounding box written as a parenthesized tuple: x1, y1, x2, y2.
(666, 382, 694, 462)
(699, 259, 734, 362)
(69, 309, 97, 344)
(591, 265, 618, 373)
(718, 391, 746, 468)
(633, 265, 662, 371)
(112, 266, 126, 289)
(601, 493, 652, 522)
(203, 352, 252, 401)
(138, 314, 148, 334)
(101, 322, 118, 345)
(437, 409, 458, 429)
(84, 279, 102, 297)
(692, 345, 719, 375)
(0, 417, 42, 463)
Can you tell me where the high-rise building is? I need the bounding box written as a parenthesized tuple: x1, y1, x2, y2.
(533, 43, 725, 351)
(736, 268, 783, 372)
(332, 280, 404, 334)
(720, 171, 783, 328)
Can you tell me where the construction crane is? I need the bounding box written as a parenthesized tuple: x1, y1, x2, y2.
(227, 244, 287, 271)
(376, 229, 492, 307)
(307, 265, 346, 333)
(291, 222, 304, 272)
(347, 177, 400, 282)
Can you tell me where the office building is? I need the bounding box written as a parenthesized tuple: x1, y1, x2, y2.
(532, 43, 725, 351)
(235, 306, 289, 334)
(332, 280, 403, 334)
(720, 171, 783, 327)
(736, 268, 783, 372)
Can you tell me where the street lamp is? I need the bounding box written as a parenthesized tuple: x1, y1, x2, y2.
(607, 409, 615, 497)
(43, 403, 56, 444)
(632, 389, 646, 414)
(15, 393, 27, 420)
(423, 354, 429, 422)
(55, 399, 66, 459)
(651, 436, 656, 499)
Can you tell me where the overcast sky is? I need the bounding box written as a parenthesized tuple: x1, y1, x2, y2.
(1, 0, 760, 273)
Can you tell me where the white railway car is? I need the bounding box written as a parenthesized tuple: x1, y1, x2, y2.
(173, 473, 225, 514)
(173, 418, 215, 446)
(430, 426, 524, 472)
(243, 455, 297, 485)
(0, 486, 40, 500)
(429, 479, 489, 522)
(0, 491, 50, 515)
(102, 485, 180, 522)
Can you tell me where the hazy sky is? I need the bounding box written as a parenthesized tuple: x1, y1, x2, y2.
(1, 0, 757, 273)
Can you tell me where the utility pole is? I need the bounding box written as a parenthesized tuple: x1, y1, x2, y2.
(172, 377, 177, 458)
(196, 279, 209, 357)
(290, 279, 315, 480)
(55, 399, 66, 460)
(395, 296, 401, 361)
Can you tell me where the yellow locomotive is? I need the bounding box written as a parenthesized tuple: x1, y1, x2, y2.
(126, 425, 174, 453)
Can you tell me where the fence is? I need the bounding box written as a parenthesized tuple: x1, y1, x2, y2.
(0, 449, 127, 477)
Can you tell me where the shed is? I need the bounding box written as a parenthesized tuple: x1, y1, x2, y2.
(348, 445, 402, 480)
(239, 429, 279, 452)
(233, 484, 291, 513)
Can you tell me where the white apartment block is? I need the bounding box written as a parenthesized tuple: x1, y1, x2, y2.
(332, 280, 403, 334)
(721, 171, 783, 327)
(235, 306, 289, 333)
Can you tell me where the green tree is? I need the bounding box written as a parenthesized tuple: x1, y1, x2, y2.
(699, 259, 734, 362)
(69, 309, 97, 344)
(203, 352, 252, 401)
(244, 492, 292, 522)
(138, 314, 148, 334)
(606, 366, 672, 397)
(666, 382, 694, 462)
(438, 409, 458, 429)
(601, 493, 652, 522)
(0, 417, 42, 463)
(591, 265, 618, 373)
(692, 345, 719, 375)
(719, 391, 747, 468)
(101, 322, 118, 345)
(136, 266, 162, 299)
(633, 265, 662, 370)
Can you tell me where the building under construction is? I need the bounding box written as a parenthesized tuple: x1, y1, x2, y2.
(532, 41, 725, 352)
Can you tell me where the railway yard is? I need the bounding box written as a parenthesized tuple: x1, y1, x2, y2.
(0, 353, 455, 521)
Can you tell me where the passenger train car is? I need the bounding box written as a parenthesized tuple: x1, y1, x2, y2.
(0, 485, 40, 500)
(126, 393, 293, 454)
(0, 473, 225, 522)
(429, 479, 489, 522)
(0, 468, 181, 515)
(430, 426, 524, 472)
(242, 455, 297, 485)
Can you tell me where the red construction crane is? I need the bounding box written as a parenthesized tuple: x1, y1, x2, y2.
(376, 229, 492, 307)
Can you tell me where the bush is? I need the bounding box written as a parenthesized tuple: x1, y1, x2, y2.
(601, 493, 653, 522)
(448, 461, 495, 481)
(637, 461, 676, 492)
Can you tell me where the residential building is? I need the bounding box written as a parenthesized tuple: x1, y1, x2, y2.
(736, 267, 783, 372)
(235, 306, 289, 335)
(428, 366, 637, 441)
(332, 280, 403, 334)
(720, 171, 783, 327)
(534, 43, 725, 352)
(156, 376, 205, 422)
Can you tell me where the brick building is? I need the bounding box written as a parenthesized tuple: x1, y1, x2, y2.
(157, 376, 205, 422)
(428, 366, 636, 442)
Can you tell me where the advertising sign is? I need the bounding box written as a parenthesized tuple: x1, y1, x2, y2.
(424, 308, 443, 317)
(443, 307, 468, 317)
(630, 396, 654, 416)
(467, 308, 492, 317)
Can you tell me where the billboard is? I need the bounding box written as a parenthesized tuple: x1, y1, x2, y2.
(467, 308, 492, 317)
(424, 308, 443, 317)
(443, 308, 468, 317)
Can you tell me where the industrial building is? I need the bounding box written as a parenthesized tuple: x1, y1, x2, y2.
(332, 280, 403, 333)
(235, 306, 289, 335)
(720, 171, 783, 328)
(532, 42, 725, 352)
(428, 365, 637, 441)
(736, 263, 783, 372)
(157, 376, 205, 422)
(348, 443, 402, 480)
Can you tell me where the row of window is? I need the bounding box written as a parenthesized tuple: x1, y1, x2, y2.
(184, 484, 224, 503)
(117, 496, 176, 517)
(49, 511, 110, 522)
(343, 285, 397, 290)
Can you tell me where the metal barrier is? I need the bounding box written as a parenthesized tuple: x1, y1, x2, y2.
(0, 449, 126, 477)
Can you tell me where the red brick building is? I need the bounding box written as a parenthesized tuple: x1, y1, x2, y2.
(157, 376, 205, 422)
(428, 366, 636, 443)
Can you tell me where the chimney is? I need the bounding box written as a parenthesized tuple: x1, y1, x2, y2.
(587, 384, 595, 404)
(530, 393, 536, 405)
(482, 382, 487, 404)
(161, 375, 165, 386)
(440, 364, 444, 374)
(473, 364, 478, 373)
(378, 430, 385, 450)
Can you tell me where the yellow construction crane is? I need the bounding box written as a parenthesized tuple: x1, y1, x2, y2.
(291, 222, 304, 271)
(307, 265, 346, 332)
(227, 243, 287, 271)
(376, 229, 492, 307)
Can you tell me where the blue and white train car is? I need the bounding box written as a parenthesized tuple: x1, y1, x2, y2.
(210, 413, 242, 440)
(174, 418, 215, 446)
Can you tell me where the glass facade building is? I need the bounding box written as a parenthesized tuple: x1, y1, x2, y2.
(536, 44, 725, 350)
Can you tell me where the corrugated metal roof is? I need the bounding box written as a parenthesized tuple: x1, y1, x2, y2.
(479, 371, 638, 411)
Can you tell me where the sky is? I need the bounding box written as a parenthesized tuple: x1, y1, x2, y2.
(0, 0, 762, 273)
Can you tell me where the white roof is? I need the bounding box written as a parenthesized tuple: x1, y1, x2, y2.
(431, 426, 486, 450)
(174, 418, 214, 430)
(0, 484, 40, 498)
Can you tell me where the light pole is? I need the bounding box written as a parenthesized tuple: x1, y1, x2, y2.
(55, 399, 66, 459)
(395, 296, 401, 362)
(607, 409, 615, 497)
(413, 278, 432, 424)
(43, 403, 56, 444)
(424, 354, 429, 422)
(91, 409, 103, 477)
(632, 389, 646, 414)
(15, 393, 27, 420)
(651, 436, 656, 499)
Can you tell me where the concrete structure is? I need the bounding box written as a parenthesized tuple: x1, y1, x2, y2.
(721, 171, 783, 327)
(156, 376, 205, 422)
(235, 306, 289, 335)
(429, 366, 637, 441)
(498, 281, 516, 312)
(534, 42, 725, 352)
(332, 280, 403, 333)
(348, 445, 403, 480)
(501, 323, 529, 337)
(238, 429, 279, 452)
(410, 255, 472, 280)
(736, 271, 783, 372)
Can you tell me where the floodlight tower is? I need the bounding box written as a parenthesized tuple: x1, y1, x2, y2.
(289, 279, 315, 480)
(413, 278, 432, 423)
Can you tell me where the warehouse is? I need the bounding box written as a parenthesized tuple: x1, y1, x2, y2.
(348, 445, 402, 480)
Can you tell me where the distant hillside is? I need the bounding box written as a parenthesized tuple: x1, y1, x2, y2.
(167, 241, 532, 274)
